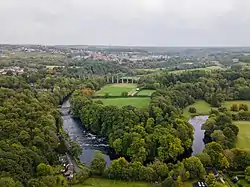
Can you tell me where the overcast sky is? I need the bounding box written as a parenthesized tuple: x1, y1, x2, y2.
(0, 0, 250, 46)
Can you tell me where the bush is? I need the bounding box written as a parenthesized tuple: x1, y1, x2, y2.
(121, 92, 128, 97)
(231, 104, 239, 111)
(74, 168, 90, 184)
(239, 104, 248, 111)
(218, 107, 227, 112)
(188, 107, 197, 113)
(105, 93, 109, 98)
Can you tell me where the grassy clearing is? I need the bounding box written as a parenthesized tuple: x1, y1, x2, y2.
(234, 121, 250, 149)
(170, 66, 223, 74)
(95, 97, 150, 108)
(137, 90, 156, 96)
(183, 100, 212, 118)
(183, 180, 196, 187)
(95, 84, 137, 96)
(222, 100, 250, 110)
(73, 178, 149, 187)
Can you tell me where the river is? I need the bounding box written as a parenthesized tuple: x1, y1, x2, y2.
(188, 115, 209, 155)
(61, 99, 113, 167)
(61, 99, 208, 166)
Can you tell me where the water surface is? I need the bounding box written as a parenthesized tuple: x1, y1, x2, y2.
(61, 100, 112, 167)
(188, 115, 209, 155)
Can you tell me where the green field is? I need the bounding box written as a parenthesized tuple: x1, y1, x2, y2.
(170, 66, 223, 74)
(95, 84, 137, 96)
(137, 90, 155, 96)
(234, 121, 250, 149)
(95, 97, 150, 108)
(183, 100, 212, 118)
(222, 100, 250, 110)
(73, 178, 149, 187)
(238, 179, 250, 187)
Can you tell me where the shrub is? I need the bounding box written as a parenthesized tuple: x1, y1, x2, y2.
(121, 92, 128, 97)
(231, 104, 239, 111)
(188, 107, 197, 113)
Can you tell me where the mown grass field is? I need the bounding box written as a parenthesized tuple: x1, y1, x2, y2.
(234, 121, 250, 149)
(137, 89, 155, 96)
(73, 178, 149, 187)
(95, 97, 150, 108)
(183, 100, 212, 118)
(222, 100, 250, 110)
(95, 84, 137, 96)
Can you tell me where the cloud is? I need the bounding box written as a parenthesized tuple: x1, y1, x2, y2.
(0, 0, 249, 46)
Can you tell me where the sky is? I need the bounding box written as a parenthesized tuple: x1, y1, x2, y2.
(0, 0, 250, 46)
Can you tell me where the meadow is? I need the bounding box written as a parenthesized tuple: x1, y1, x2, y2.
(95, 97, 150, 108)
(95, 84, 137, 96)
(183, 100, 212, 118)
(170, 65, 223, 74)
(234, 121, 250, 149)
(73, 178, 149, 187)
(137, 89, 155, 96)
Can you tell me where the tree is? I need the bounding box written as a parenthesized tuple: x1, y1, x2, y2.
(27, 179, 46, 187)
(188, 107, 197, 113)
(39, 176, 57, 187)
(90, 152, 106, 175)
(202, 117, 216, 135)
(148, 159, 169, 181)
(204, 142, 224, 167)
(121, 92, 128, 97)
(195, 152, 211, 167)
(36, 163, 53, 176)
(105, 93, 109, 98)
(139, 166, 156, 182)
(245, 166, 250, 183)
(0, 177, 24, 187)
(239, 104, 248, 111)
(230, 104, 239, 112)
(183, 156, 206, 179)
(105, 157, 129, 180)
(127, 136, 147, 163)
(219, 156, 229, 170)
(206, 173, 216, 186)
(211, 130, 225, 144)
(70, 141, 82, 158)
(162, 177, 177, 187)
(176, 176, 183, 187)
(75, 168, 90, 183)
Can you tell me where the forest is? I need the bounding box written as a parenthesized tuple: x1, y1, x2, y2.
(0, 72, 87, 186)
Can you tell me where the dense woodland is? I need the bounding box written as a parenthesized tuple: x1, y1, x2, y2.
(0, 73, 86, 186)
